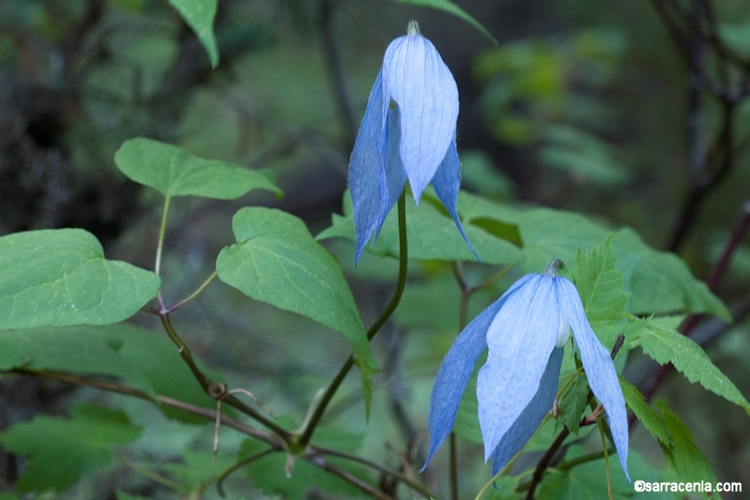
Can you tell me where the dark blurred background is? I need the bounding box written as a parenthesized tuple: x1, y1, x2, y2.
(1, 0, 748, 497)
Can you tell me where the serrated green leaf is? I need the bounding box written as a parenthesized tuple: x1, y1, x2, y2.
(317, 190, 523, 265)
(167, 0, 219, 66)
(655, 401, 717, 485)
(114, 138, 281, 199)
(620, 378, 671, 446)
(0, 403, 141, 492)
(217, 207, 377, 383)
(571, 235, 628, 323)
(0, 229, 160, 330)
(618, 386, 717, 488)
(556, 372, 590, 435)
(392, 0, 497, 44)
(632, 318, 750, 413)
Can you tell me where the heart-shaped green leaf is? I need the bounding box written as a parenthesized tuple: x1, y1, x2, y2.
(217, 208, 377, 380)
(114, 138, 281, 199)
(0, 229, 160, 329)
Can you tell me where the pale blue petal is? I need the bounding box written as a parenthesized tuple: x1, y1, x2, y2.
(490, 347, 563, 475)
(382, 33, 458, 202)
(350, 70, 387, 263)
(433, 139, 479, 260)
(555, 277, 631, 482)
(477, 274, 560, 462)
(422, 274, 534, 470)
(371, 104, 407, 244)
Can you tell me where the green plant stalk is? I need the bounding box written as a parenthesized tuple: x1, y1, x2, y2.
(296, 191, 409, 448)
(598, 419, 614, 500)
(313, 445, 436, 498)
(168, 270, 218, 313)
(158, 314, 290, 439)
(155, 195, 172, 278)
(215, 448, 276, 497)
(555, 447, 615, 471)
(114, 452, 184, 492)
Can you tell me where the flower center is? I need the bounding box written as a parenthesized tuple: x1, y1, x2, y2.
(556, 317, 572, 347)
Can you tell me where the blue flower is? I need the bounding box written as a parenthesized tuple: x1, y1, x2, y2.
(423, 259, 630, 481)
(348, 21, 475, 263)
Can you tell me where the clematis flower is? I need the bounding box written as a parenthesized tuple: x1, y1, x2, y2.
(423, 259, 630, 481)
(348, 20, 475, 263)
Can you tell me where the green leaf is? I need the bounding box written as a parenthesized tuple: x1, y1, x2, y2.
(0, 403, 141, 492)
(556, 372, 590, 435)
(656, 401, 718, 485)
(613, 229, 730, 321)
(538, 447, 668, 499)
(0, 229, 160, 330)
(571, 234, 629, 323)
(631, 317, 750, 413)
(500, 207, 610, 273)
(167, 0, 219, 67)
(217, 207, 377, 381)
(317, 190, 523, 265)
(620, 384, 718, 487)
(114, 138, 281, 199)
(620, 378, 671, 446)
(392, 0, 498, 45)
(479, 204, 728, 319)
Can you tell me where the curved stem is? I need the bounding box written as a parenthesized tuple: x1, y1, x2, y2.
(158, 314, 290, 438)
(114, 452, 184, 492)
(215, 448, 276, 497)
(597, 419, 614, 500)
(167, 270, 218, 313)
(296, 191, 409, 447)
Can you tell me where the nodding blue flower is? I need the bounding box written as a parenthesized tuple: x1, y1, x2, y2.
(423, 259, 630, 482)
(348, 20, 476, 263)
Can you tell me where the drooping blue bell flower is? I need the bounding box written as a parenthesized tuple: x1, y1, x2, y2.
(423, 259, 630, 481)
(348, 20, 476, 263)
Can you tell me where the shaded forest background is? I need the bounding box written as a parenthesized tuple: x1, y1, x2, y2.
(0, 0, 748, 497)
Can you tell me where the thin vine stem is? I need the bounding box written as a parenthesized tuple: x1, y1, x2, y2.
(310, 446, 435, 498)
(155, 195, 172, 278)
(597, 419, 614, 500)
(114, 453, 184, 492)
(215, 448, 276, 497)
(8, 368, 417, 497)
(296, 191, 408, 447)
(167, 270, 218, 313)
